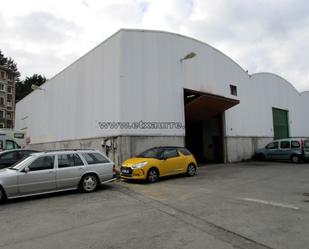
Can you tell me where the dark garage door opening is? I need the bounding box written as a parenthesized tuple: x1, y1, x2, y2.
(184, 89, 239, 163)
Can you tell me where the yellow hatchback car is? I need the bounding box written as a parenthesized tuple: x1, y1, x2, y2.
(121, 146, 197, 183)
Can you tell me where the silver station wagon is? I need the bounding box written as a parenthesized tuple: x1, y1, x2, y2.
(0, 150, 116, 202)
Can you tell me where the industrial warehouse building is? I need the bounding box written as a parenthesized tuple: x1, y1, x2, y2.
(15, 29, 309, 165)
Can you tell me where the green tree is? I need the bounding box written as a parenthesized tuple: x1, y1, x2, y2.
(15, 74, 47, 102)
(0, 50, 8, 65)
(6, 57, 20, 78)
(0, 49, 20, 80)
(0, 50, 46, 102)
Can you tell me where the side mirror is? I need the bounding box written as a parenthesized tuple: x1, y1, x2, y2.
(24, 167, 30, 173)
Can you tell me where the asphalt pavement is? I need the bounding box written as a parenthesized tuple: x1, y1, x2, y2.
(0, 161, 308, 249)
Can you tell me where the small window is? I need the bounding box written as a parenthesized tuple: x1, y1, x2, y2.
(291, 141, 300, 149)
(0, 98, 5, 106)
(163, 149, 179, 159)
(7, 86, 12, 93)
(28, 156, 55, 171)
(305, 141, 309, 148)
(82, 153, 109, 165)
(13, 141, 19, 148)
(14, 133, 25, 139)
(0, 71, 5, 79)
(5, 140, 15, 150)
(0, 110, 5, 118)
(266, 142, 279, 150)
(0, 123, 4, 128)
(178, 148, 192, 156)
(280, 141, 290, 149)
(0, 84, 5, 91)
(58, 154, 84, 168)
(230, 85, 237, 96)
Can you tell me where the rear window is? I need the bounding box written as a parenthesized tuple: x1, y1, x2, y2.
(280, 141, 290, 149)
(178, 148, 192, 156)
(82, 153, 109, 165)
(291, 141, 300, 148)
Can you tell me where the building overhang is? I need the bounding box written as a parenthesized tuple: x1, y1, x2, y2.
(184, 89, 240, 121)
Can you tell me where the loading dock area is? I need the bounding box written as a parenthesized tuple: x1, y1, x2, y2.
(184, 89, 239, 163)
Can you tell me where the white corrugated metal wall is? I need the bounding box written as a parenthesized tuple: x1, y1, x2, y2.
(15, 29, 309, 145)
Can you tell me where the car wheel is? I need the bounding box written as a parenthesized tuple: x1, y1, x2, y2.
(186, 164, 196, 176)
(257, 153, 266, 161)
(0, 187, 6, 203)
(291, 155, 300, 163)
(80, 174, 98, 192)
(147, 168, 159, 183)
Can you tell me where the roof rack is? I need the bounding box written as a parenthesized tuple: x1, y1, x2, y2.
(42, 149, 96, 153)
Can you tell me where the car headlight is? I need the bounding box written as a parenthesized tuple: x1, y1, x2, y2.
(131, 161, 148, 169)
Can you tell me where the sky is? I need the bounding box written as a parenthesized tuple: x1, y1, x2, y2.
(0, 0, 309, 92)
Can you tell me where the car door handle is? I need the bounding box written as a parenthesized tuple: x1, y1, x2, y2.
(78, 168, 84, 170)
(48, 171, 53, 174)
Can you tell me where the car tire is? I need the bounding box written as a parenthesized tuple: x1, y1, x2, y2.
(291, 155, 300, 163)
(147, 168, 159, 183)
(186, 164, 197, 176)
(79, 174, 98, 192)
(0, 187, 6, 203)
(257, 153, 266, 161)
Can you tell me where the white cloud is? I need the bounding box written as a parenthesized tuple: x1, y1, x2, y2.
(0, 0, 308, 91)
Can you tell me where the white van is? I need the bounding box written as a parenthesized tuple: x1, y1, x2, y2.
(0, 129, 25, 151)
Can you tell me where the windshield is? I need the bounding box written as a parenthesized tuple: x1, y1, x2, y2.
(9, 155, 37, 170)
(137, 148, 163, 159)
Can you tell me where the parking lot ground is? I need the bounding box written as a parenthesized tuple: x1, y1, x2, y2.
(1, 161, 309, 249)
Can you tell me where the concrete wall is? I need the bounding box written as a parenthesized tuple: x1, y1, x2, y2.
(117, 136, 184, 165)
(29, 135, 184, 167)
(225, 137, 273, 162)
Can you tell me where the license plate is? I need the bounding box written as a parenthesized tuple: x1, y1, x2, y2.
(122, 169, 130, 174)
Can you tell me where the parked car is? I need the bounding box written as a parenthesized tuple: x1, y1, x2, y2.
(121, 146, 197, 183)
(255, 138, 307, 163)
(304, 139, 309, 161)
(0, 149, 39, 169)
(0, 150, 116, 202)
